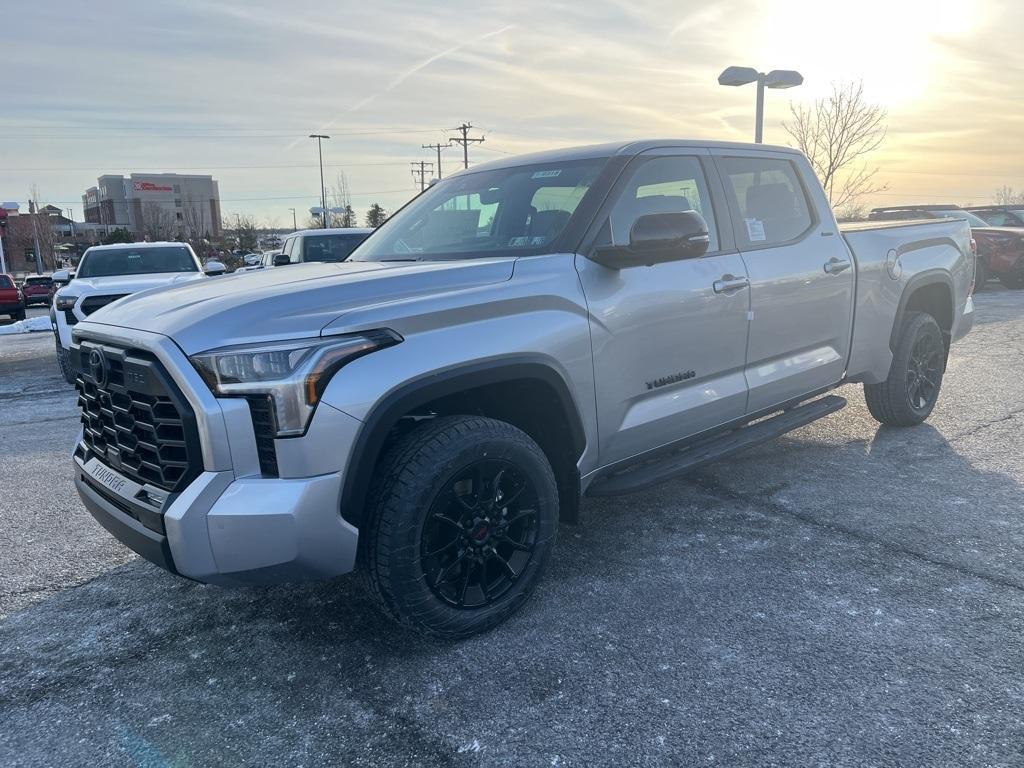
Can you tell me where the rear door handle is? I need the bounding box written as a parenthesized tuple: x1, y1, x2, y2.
(713, 275, 750, 294)
(824, 257, 851, 274)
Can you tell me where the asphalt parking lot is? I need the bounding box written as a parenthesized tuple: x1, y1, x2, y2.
(2, 289, 1024, 767)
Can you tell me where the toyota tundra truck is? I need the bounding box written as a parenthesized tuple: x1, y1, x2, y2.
(68, 141, 975, 639)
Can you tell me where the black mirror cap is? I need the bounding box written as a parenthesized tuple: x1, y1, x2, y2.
(273, 254, 291, 266)
(591, 211, 710, 269)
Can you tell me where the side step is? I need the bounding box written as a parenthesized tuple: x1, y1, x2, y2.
(587, 395, 847, 497)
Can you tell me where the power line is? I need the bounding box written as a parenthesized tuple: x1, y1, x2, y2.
(0, 127, 450, 139)
(2, 162, 414, 172)
(36, 189, 415, 206)
(448, 123, 485, 169)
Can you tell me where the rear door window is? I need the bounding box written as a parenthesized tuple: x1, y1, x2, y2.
(718, 156, 814, 247)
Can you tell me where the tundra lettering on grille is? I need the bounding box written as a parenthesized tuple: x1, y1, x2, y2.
(73, 341, 201, 493)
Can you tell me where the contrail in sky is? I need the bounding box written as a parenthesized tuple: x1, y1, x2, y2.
(286, 24, 516, 151)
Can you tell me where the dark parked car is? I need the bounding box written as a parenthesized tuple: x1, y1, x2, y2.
(20, 274, 53, 306)
(869, 205, 1024, 289)
(966, 205, 1024, 228)
(0, 273, 26, 321)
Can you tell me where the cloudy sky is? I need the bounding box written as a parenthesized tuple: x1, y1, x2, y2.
(2, 0, 1021, 225)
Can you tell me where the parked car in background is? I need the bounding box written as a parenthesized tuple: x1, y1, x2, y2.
(966, 205, 1024, 228)
(67, 140, 974, 638)
(19, 274, 53, 306)
(870, 205, 1024, 288)
(0, 273, 26, 321)
(274, 228, 373, 266)
(50, 242, 226, 383)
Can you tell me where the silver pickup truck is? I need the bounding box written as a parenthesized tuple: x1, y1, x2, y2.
(68, 140, 974, 638)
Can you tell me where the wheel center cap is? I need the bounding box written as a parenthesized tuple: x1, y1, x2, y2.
(470, 522, 490, 543)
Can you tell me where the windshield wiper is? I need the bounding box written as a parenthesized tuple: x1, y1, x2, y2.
(379, 257, 421, 262)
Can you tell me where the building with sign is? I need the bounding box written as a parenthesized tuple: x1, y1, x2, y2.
(82, 173, 221, 238)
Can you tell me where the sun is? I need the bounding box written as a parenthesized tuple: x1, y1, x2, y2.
(746, 0, 983, 107)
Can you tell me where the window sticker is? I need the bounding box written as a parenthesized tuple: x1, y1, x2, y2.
(531, 170, 562, 179)
(508, 236, 529, 247)
(744, 218, 766, 242)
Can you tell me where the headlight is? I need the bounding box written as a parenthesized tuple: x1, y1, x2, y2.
(54, 294, 79, 311)
(190, 330, 401, 436)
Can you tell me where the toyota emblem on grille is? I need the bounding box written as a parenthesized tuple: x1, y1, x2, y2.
(88, 348, 108, 387)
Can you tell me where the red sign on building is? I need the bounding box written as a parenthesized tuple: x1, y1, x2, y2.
(133, 181, 173, 192)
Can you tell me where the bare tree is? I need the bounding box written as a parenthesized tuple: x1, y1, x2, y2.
(784, 81, 888, 211)
(181, 195, 214, 258)
(328, 172, 352, 228)
(139, 202, 176, 241)
(994, 186, 1024, 205)
(28, 186, 61, 271)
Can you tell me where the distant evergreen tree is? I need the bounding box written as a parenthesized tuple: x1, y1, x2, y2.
(365, 203, 387, 228)
(101, 227, 133, 245)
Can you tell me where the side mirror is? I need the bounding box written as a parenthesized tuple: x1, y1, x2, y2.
(51, 269, 71, 283)
(591, 211, 710, 269)
(273, 254, 291, 267)
(204, 260, 227, 276)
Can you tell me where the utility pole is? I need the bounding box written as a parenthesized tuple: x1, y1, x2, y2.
(421, 142, 449, 180)
(288, 208, 297, 231)
(29, 199, 44, 274)
(448, 123, 485, 169)
(309, 134, 330, 228)
(410, 161, 434, 192)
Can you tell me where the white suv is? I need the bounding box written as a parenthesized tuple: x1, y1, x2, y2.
(52, 242, 224, 383)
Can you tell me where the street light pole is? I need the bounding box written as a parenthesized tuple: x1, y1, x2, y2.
(718, 66, 803, 143)
(309, 134, 330, 228)
(288, 208, 297, 231)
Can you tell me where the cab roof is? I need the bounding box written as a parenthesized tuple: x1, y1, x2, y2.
(463, 139, 802, 174)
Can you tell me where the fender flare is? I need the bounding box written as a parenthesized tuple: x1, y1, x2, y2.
(338, 356, 587, 528)
(889, 268, 955, 352)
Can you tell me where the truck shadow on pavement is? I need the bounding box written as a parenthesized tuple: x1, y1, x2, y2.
(3, 415, 1024, 766)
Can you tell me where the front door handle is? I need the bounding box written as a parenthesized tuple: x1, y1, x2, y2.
(824, 257, 851, 274)
(713, 275, 750, 294)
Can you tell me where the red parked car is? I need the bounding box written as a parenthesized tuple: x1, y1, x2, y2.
(19, 274, 53, 306)
(0, 273, 26, 321)
(869, 205, 1024, 289)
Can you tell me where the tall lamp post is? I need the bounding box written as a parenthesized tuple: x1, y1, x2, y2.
(718, 66, 803, 143)
(288, 207, 297, 231)
(309, 134, 330, 228)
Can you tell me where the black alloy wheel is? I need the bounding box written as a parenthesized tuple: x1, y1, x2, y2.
(421, 460, 539, 609)
(906, 331, 944, 411)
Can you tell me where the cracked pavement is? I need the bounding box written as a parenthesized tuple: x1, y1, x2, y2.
(2, 289, 1024, 766)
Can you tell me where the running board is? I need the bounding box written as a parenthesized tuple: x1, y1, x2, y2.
(586, 395, 847, 497)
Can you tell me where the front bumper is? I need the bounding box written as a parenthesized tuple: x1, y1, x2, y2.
(69, 321, 363, 586)
(74, 453, 359, 585)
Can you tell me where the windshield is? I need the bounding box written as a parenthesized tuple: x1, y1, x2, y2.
(351, 158, 607, 261)
(935, 210, 990, 227)
(77, 246, 198, 278)
(303, 233, 369, 262)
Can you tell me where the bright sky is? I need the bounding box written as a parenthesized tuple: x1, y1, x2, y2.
(1, 0, 1020, 225)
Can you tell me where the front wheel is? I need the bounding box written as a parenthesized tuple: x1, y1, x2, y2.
(358, 415, 559, 640)
(864, 311, 945, 426)
(55, 340, 75, 384)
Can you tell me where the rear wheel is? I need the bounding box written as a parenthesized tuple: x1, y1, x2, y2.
(55, 340, 75, 385)
(358, 415, 559, 640)
(864, 311, 945, 426)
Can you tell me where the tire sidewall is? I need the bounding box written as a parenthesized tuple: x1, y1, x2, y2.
(379, 424, 558, 636)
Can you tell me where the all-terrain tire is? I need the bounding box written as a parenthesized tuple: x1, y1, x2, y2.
(358, 415, 559, 640)
(55, 339, 76, 385)
(864, 311, 945, 426)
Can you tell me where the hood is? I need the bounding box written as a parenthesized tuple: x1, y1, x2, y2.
(60, 272, 205, 298)
(79, 259, 515, 354)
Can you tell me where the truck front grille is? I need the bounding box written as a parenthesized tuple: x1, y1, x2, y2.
(72, 340, 201, 493)
(81, 294, 129, 316)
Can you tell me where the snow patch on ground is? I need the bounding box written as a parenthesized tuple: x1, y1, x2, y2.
(0, 316, 51, 335)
